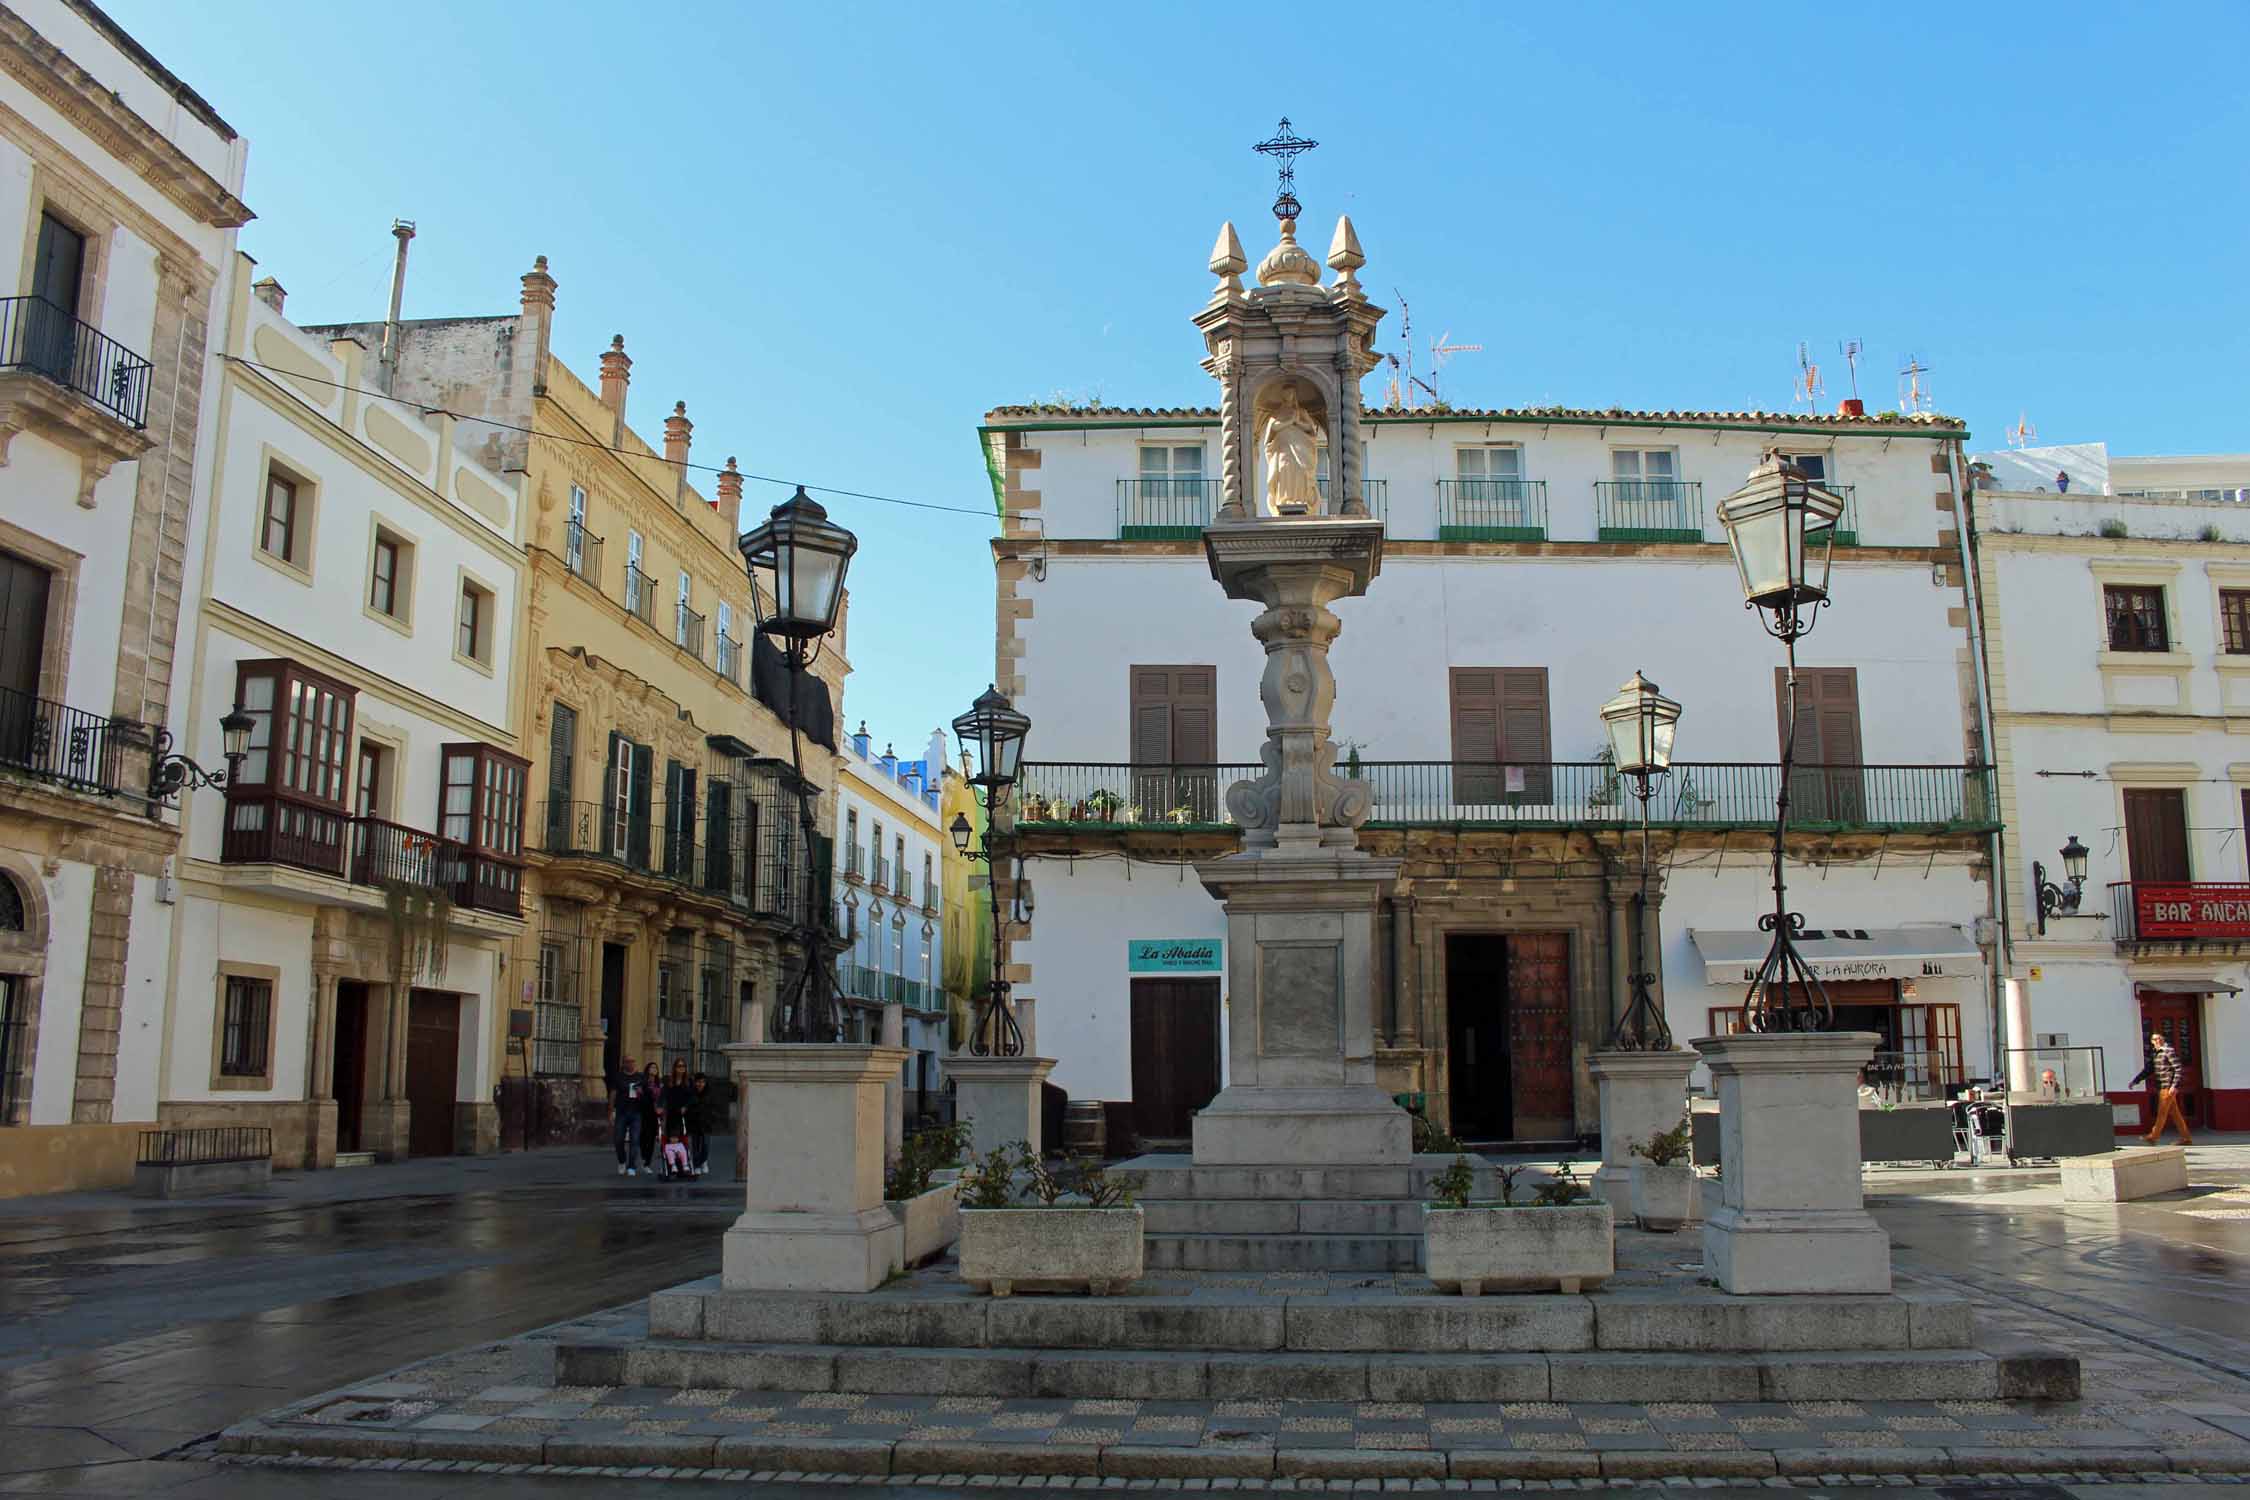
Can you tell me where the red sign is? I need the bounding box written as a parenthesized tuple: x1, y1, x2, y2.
(2133, 882, 2250, 940)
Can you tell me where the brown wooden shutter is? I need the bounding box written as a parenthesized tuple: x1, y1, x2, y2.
(1777, 667, 1863, 821)
(1497, 668, 1552, 802)
(1131, 667, 1176, 763)
(1131, 665, 1217, 818)
(2124, 788, 2190, 883)
(1450, 668, 1501, 803)
(1172, 668, 1216, 763)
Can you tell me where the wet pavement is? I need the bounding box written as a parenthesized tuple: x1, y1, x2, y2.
(0, 1140, 2246, 1497)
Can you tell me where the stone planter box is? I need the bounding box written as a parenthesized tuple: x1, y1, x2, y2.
(887, 1180, 962, 1268)
(1423, 1202, 1614, 1294)
(958, 1205, 1144, 1296)
(1629, 1162, 1694, 1232)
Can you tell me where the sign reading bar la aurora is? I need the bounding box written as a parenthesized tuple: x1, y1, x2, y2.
(2133, 882, 2250, 940)
(1129, 938, 1222, 974)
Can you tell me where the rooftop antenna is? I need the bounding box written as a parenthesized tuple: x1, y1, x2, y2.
(1899, 354, 1933, 415)
(1425, 330, 1482, 406)
(1390, 290, 1415, 409)
(1792, 341, 1824, 409)
(1840, 339, 1863, 401)
(2007, 411, 2038, 448)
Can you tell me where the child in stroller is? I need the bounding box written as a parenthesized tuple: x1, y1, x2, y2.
(657, 1103, 694, 1181)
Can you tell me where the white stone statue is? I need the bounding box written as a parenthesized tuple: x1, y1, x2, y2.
(1261, 388, 1322, 516)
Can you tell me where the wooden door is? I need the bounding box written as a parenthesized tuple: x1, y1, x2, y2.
(332, 982, 369, 1154)
(1777, 667, 1863, 821)
(1444, 935, 1511, 1139)
(600, 942, 627, 1081)
(2137, 991, 2206, 1130)
(1129, 976, 1220, 1141)
(30, 214, 84, 381)
(0, 549, 49, 702)
(405, 989, 460, 1158)
(1506, 933, 1573, 1140)
(1451, 668, 1550, 805)
(2124, 789, 2191, 882)
(1129, 666, 1217, 819)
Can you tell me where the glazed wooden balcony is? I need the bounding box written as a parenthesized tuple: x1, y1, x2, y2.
(220, 800, 522, 916)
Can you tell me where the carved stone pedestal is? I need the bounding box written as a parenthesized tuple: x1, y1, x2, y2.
(722, 1044, 906, 1293)
(1587, 1048, 1696, 1206)
(948, 1054, 1056, 1160)
(1694, 1032, 1891, 1295)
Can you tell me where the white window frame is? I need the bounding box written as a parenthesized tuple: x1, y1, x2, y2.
(625, 529, 645, 613)
(566, 485, 587, 574)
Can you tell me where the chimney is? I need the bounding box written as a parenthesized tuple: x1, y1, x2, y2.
(716, 456, 743, 530)
(518, 254, 557, 397)
(664, 401, 692, 503)
(598, 335, 631, 420)
(853, 722, 871, 757)
(379, 219, 416, 394)
(251, 276, 286, 314)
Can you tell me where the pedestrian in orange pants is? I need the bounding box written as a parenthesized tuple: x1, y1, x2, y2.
(2141, 1031, 2194, 1146)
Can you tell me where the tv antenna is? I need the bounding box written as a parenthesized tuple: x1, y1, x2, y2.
(1840, 339, 1863, 401)
(1382, 290, 1412, 408)
(1424, 330, 1482, 406)
(1899, 355, 1933, 415)
(2007, 411, 2038, 449)
(1792, 342, 1824, 409)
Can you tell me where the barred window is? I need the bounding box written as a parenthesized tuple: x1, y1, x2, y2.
(220, 976, 271, 1077)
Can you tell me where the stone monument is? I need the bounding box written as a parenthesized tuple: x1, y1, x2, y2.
(1188, 146, 1408, 1167)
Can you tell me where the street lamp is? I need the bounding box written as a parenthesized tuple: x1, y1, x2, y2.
(1716, 452, 1844, 1032)
(147, 705, 256, 806)
(738, 486, 857, 1044)
(1598, 671, 1682, 1050)
(950, 684, 1031, 1057)
(2034, 835, 2090, 936)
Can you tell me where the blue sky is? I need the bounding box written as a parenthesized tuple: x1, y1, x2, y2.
(106, 1, 2250, 746)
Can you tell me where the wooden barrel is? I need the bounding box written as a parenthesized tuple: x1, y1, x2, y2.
(1062, 1099, 1107, 1159)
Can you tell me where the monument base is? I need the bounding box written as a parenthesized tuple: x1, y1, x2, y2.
(1586, 1048, 1696, 1206)
(947, 1054, 1056, 1159)
(723, 1206, 903, 1294)
(1190, 1084, 1411, 1166)
(1702, 1204, 1892, 1295)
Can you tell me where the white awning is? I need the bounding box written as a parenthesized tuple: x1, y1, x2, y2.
(1690, 925, 1984, 985)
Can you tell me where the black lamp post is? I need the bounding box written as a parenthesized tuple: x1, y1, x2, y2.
(950, 684, 1031, 1057)
(1716, 452, 1846, 1033)
(147, 706, 256, 806)
(1598, 671, 1682, 1050)
(738, 486, 857, 1044)
(2034, 835, 2090, 935)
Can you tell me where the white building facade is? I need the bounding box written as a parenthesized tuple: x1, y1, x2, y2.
(835, 724, 949, 1120)
(160, 263, 527, 1166)
(980, 216, 2000, 1147)
(1976, 445, 2250, 1136)
(0, 0, 247, 1191)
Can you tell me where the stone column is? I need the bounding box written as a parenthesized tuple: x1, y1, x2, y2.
(880, 1002, 905, 1160)
(1586, 1049, 1695, 1206)
(722, 1043, 908, 1292)
(1604, 884, 1634, 1030)
(1693, 1032, 1891, 1295)
(949, 1053, 1057, 1159)
(732, 994, 766, 1180)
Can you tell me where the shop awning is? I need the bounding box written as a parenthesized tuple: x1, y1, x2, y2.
(2135, 979, 2242, 997)
(1690, 925, 1984, 985)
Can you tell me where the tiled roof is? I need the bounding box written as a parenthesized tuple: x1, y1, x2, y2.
(982, 403, 1966, 431)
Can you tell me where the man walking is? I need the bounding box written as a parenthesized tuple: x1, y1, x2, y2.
(611, 1055, 647, 1175)
(2142, 1031, 2193, 1146)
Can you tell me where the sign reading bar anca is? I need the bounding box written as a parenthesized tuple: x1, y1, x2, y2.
(1129, 938, 1222, 973)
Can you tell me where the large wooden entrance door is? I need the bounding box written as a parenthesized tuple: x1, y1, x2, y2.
(1130, 976, 1220, 1141)
(332, 982, 369, 1153)
(2138, 990, 2206, 1131)
(1506, 933, 1573, 1140)
(405, 989, 460, 1157)
(1445, 935, 1511, 1139)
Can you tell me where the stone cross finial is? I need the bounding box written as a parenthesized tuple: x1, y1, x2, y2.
(1327, 215, 1365, 300)
(1209, 222, 1247, 298)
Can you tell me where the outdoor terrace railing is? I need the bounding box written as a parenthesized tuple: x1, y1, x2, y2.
(623, 563, 657, 627)
(0, 684, 127, 795)
(223, 805, 522, 915)
(2108, 880, 2250, 944)
(0, 294, 153, 429)
(136, 1126, 271, 1166)
(677, 604, 706, 660)
(1316, 477, 1389, 523)
(1437, 478, 1548, 541)
(1014, 761, 1997, 832)
(1116, 477, 1216, 538)
(564, 522, 603, 584)
(715, 632, 743, 685)
(1595, 479, 1703, 542)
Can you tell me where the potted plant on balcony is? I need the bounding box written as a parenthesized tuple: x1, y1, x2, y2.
(1422, 1156, 1613, 1296)
(1628, 1116, 1695, 1232)
(1082, 788, 1121, 823)
(886, 1120, 972, 1268)
(955, 1143, 1143, 1296)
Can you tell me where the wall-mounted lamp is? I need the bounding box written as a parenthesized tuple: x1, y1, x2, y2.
(2033, 835, 2090, 936)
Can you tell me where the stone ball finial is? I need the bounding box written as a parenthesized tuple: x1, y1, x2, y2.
(533, 255, 549, 272)
(1256, 217, 1321, 289)
(610, 334, 625, 351)
(673, 400, 687, 416)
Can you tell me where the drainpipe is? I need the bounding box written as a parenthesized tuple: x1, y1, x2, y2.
(1952, 439, 2013, 1080)
(378, 219, 415, 395)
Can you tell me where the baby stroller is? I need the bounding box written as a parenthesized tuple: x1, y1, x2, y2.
(653, 1104, 695, 1182)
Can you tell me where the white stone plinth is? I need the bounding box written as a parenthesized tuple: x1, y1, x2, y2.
(2061, 1145, 2186, 1202)
(721, 1043, 907, 1293)
(1692, 1032, 1891, 1295)
(1587, 1048, 1696, 1206)
(948, 1053, 1056, 1159)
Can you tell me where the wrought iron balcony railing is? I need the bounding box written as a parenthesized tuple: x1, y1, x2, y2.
(0, 295, 153, 429)
(1438, 478, 1547, 541)
(564, 522, 604, 584)
(623, 563, 657, 627)
(535, 797, 801, 921)
(0, 684, 127, 794)
(2109, 880, 2250, 945)
(715, 632, 742, 685)
(221, 802, 522, 915)
(1826, 485, 1859, 547)
(1595, 479, 1704, 542)
(1116, 477, 1216, 538)
(1316, 477, 1389, 522)
(1013, 761, 1997, 833)
(677, 604, 705, 660)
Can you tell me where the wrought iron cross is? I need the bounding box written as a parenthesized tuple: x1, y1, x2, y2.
(1253, 117, 1319, 222)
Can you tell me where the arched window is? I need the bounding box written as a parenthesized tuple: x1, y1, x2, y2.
(0, 873, 24, 933)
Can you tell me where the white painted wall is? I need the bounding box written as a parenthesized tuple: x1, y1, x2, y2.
(166, 895, 310, 1102)
(114, 872, 168, 1120)
(27, 861, 90, 1124)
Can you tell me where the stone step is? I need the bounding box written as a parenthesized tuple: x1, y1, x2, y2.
(1143, 1231, 1423, 1272)
(558, 1337, 2072, 1405)
(1138, 1199, 1426, 1236)
(650, 1286, 1978, 1355)
(1118, 1153, 1507, 1203)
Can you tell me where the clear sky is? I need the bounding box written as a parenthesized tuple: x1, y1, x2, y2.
(103, 0, 2250, 748)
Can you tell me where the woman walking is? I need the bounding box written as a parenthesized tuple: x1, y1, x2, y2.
(638, 1060, 662, 1170)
